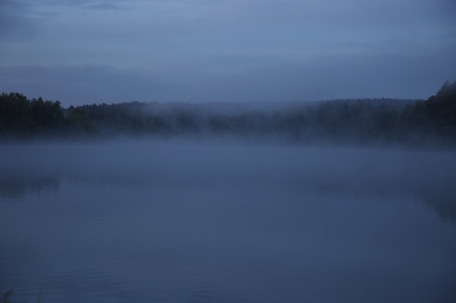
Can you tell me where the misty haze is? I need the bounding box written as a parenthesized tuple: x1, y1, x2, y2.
(1, 139, 456, 303)
(1, 88, 456, 303)
(2, 0, 456, 302)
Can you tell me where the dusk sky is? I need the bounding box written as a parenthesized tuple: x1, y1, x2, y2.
(1, 0, 455, 106)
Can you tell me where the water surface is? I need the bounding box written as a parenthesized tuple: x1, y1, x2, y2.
(1, 141, 455, 302)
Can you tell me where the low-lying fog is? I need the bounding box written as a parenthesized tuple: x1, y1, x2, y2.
(1, 139, 455, 303)
(1, 140, 455, 206)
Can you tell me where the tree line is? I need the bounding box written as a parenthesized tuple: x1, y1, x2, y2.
(1, 81, 455, 146)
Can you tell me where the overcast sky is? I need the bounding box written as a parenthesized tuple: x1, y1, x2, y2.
(1, 0, 455, 106)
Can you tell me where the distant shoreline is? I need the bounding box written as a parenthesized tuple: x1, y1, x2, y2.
(1, 81, 455, 148)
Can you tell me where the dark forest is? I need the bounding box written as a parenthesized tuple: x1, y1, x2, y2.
(1, 81, 455, 146)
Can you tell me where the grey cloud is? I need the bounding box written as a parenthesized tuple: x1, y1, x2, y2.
(0, 0, 41, 40)
(1, 42, 454, 106)
(42, 0, 133, 11)
(188, 0, 451, 27)
(83, 2, 130, 11)
(0, 65, 175, 105)
(1, 0, 454, 104)
(0, 0, 140, 41)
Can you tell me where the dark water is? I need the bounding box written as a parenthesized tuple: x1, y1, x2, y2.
(1, 141, 455, 303)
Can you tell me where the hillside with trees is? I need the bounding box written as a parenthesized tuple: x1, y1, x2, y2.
(1, 81, 455, 146)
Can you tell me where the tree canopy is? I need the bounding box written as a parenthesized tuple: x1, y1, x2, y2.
(1, 80, 455, 146)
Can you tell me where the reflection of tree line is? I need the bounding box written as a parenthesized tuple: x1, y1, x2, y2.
(1, 81, 455, 145)
(292, 174, 456, 223)
(422, 192, 456, 223)
(0, 174, 60, 200)
(0, 172, 454, 223)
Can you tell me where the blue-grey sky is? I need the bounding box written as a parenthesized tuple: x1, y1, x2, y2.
(1, 0, 455, 106)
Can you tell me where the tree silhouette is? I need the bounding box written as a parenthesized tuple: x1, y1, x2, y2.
(1, 81, 455, 145)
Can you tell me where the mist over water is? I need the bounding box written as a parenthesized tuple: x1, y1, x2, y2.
(1, 139, 456, 303)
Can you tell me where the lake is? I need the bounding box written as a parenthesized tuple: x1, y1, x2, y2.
(1, 140, 455, 303)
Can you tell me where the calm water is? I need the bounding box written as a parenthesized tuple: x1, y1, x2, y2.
(1, 141, 455, 303)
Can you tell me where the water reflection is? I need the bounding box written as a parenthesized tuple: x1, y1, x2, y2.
(422, 192, 456, 223)
(1, 143, 455, 303)
(0, 174, 60, 201)
(1, 170, 455, 224)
